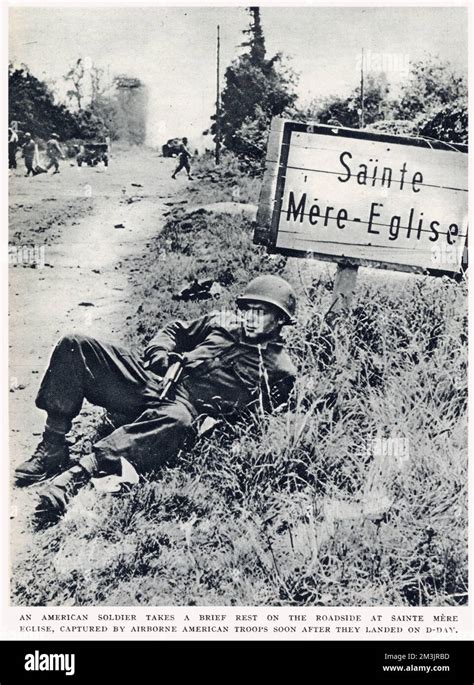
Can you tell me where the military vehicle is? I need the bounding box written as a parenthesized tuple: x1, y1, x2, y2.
(162, 138, 183, 158)
(76, 142, 109, 167)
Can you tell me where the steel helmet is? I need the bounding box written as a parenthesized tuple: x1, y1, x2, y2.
(236, 275, 296, 324)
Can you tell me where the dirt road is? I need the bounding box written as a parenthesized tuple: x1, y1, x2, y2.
(9, 147, 190, 477)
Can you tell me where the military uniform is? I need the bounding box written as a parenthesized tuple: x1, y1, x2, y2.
(46, 138, 62, 172)
(8, 128, 18, 169)
(22, 139, 36, 176)
(35, 311, 296, 474)
(172, 142, 192, 178)
(18, 274, 298, 526)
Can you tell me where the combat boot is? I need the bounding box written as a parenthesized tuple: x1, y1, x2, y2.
(14, 435, 69, 486)
(33, 453, 98, 529)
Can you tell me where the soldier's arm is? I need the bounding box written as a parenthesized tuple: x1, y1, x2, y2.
(253, 350, 297, 413)
(240, 367, 295, 419)
(143, 314, 215, 369)
(267, 367, 296, 410)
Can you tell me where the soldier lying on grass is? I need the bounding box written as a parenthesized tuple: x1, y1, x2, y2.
(14, 275, 297, 527)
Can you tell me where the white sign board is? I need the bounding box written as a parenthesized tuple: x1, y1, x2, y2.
(255, 118, 468, 276)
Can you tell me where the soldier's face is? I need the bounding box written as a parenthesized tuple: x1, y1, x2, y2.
(239, 302, 283, 341)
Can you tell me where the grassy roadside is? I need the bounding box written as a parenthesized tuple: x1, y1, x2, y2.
(12, 153, 468, 607)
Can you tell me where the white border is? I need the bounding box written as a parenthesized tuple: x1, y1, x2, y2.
(1, 0, 472, 644)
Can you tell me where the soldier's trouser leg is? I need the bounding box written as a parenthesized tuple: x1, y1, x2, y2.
(172, 160, 184, 177)
(34, 399, 196, 527)
(94, 400, 196, 474)
(24, 158, 34, 175)
(46, 157, 59, 172)
(35, 334, 196, 475)
(9, 146, 17, 168)
(36, 334, 153, 436)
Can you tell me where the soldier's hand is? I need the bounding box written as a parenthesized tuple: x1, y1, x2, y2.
(148, 350, 169, 376)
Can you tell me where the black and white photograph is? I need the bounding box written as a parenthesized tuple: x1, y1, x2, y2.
(6, 4, 468, 620)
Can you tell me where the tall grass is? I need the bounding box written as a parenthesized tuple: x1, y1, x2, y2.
(11, 158, 467, 607)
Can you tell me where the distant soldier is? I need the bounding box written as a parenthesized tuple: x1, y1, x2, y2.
(171, 137, 193, 180)
(22, 133, 37, 177)
(46, 133, 64, 174)
(8, 127, 19, 169)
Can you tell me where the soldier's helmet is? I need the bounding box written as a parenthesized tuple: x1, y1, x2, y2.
(51, 133, 59, 139)
(24, 132, 31, 138)
(237, 275, 297, 324)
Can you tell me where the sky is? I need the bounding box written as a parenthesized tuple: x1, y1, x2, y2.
(9, 6, 468, 150)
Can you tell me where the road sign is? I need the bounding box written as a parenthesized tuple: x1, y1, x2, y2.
(254, 118, 468, 277)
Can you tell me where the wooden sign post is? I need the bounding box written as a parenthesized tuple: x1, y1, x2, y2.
(332, 262, 359, 314)
(254, 118, 468, 316)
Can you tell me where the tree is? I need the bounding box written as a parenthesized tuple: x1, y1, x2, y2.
(394, 56, 467, 122)
(90, 65, 106, 103)
(211, 7, 298, 170)
(303, 73, 390, 129)
(9, 61, 148, 144)
(64, 58, 85, 110)
(88, 65, 121, 141)
(393, 56, 467, 144)
(420, 102, 467, 145)
(242, 5, 266, 65)
(301, 56, 467, 145)
(8, 63, 81, 140)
